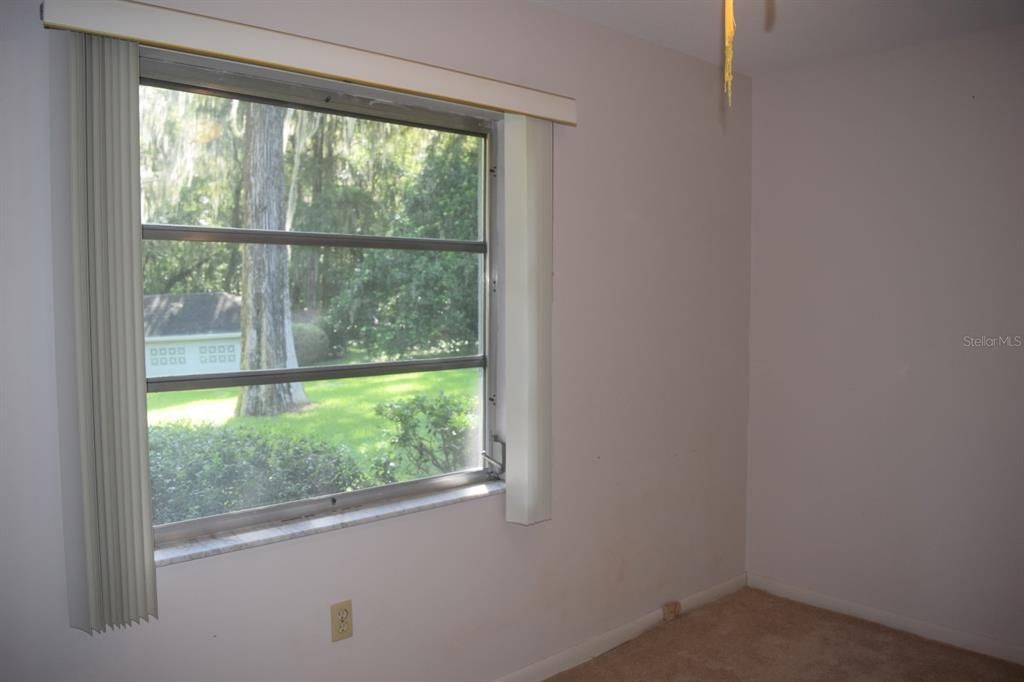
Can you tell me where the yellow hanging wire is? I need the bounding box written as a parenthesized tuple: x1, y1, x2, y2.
(723, 0, 736, 106)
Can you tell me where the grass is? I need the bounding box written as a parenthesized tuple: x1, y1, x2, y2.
(147, 367, 480, 456)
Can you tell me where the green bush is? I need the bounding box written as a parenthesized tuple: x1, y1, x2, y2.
(148, 423, 367, 525)
(374, 392, 475, 479)
(292, 322, 331, 365)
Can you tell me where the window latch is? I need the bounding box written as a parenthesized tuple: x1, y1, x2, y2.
(483, 436, 506, 478)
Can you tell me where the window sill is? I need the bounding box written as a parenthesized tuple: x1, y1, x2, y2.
(154, 479, 505, 567)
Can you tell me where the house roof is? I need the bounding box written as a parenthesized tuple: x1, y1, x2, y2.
(143, 292, 242, 337)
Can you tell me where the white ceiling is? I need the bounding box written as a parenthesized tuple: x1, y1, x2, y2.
(535, 0, 1024, 77)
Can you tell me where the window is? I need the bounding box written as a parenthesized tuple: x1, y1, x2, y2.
(139, 50, 501, 541)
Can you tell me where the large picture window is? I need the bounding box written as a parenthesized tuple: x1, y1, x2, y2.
(139, 52, 497, 539)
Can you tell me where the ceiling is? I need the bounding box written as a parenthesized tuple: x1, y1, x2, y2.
(535, 0, 1024, 77)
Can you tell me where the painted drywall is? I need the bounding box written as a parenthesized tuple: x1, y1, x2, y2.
(0, 1, 751, 680)
(748, 24, 1024, 662)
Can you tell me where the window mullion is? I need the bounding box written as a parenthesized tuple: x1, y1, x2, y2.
(146, 355, 487, 393)
(142, 224, 486, 254)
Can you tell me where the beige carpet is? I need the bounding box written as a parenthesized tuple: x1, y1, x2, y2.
(547, 588, 1023, 682)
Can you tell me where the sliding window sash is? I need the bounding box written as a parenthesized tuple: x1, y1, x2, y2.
(69, 33, 157, 633)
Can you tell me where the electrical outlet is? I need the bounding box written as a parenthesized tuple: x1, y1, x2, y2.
(330, 600, 353, 642)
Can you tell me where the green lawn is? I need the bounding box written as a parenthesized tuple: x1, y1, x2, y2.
(147, 367, 480, 456)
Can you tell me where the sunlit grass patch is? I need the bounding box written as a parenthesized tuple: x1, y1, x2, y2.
(146, 367, 479, 456)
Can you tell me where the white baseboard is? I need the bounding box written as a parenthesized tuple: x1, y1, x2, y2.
(747, 574, 1024, 666)
(493, 573, 747, 682)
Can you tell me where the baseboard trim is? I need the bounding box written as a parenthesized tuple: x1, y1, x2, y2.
(747, 574, 1024, 666)
(493, 573, 747, 682)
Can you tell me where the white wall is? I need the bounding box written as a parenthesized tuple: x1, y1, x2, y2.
(748, 24, 1024, 663)
(0, 2, 751, 680)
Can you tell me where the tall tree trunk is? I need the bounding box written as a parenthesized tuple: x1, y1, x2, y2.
(237, 103, 308, 416)
(281, 110, 309, 373)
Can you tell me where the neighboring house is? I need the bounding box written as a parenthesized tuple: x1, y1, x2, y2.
(143, 292, 242, 377)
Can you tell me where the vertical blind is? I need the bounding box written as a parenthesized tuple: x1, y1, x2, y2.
(69, 32, 157, 633)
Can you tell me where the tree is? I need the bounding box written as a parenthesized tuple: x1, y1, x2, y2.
(332, 133, 483, 359)
(236, 103, 308, 416)
(140, 87, 245, 297)
(140, 85, 484, 367)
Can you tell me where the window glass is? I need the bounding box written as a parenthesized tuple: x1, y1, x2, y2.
(140, 86, 485, 241)
(143, 242, 483, 377)
(147, 369, 483, 524)
(140, 79, 489, 529)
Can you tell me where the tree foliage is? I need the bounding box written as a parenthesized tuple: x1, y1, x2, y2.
(140, 86, 484, 363)
(330, 134, 482, 358)
(141, 87, 244, 296)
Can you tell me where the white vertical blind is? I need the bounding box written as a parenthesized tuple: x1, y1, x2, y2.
(69, 32, 157, 633)
(502, 114, 554, 525)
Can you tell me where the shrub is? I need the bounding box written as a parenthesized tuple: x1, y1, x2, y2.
(148, 423, 366, 525)
(374, 392, 476, 478)
(369, 451, 400, 486)
(292, 322, 330, 365)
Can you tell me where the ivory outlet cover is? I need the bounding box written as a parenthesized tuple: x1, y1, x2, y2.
(330, 600, 353, 642)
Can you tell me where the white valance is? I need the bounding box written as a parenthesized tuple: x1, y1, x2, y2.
(42, 0, 577, 125)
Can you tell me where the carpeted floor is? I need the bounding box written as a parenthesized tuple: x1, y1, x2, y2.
(547, 588, 1023, 681)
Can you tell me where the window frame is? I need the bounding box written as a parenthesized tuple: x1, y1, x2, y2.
(140, 49, 503, 545)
